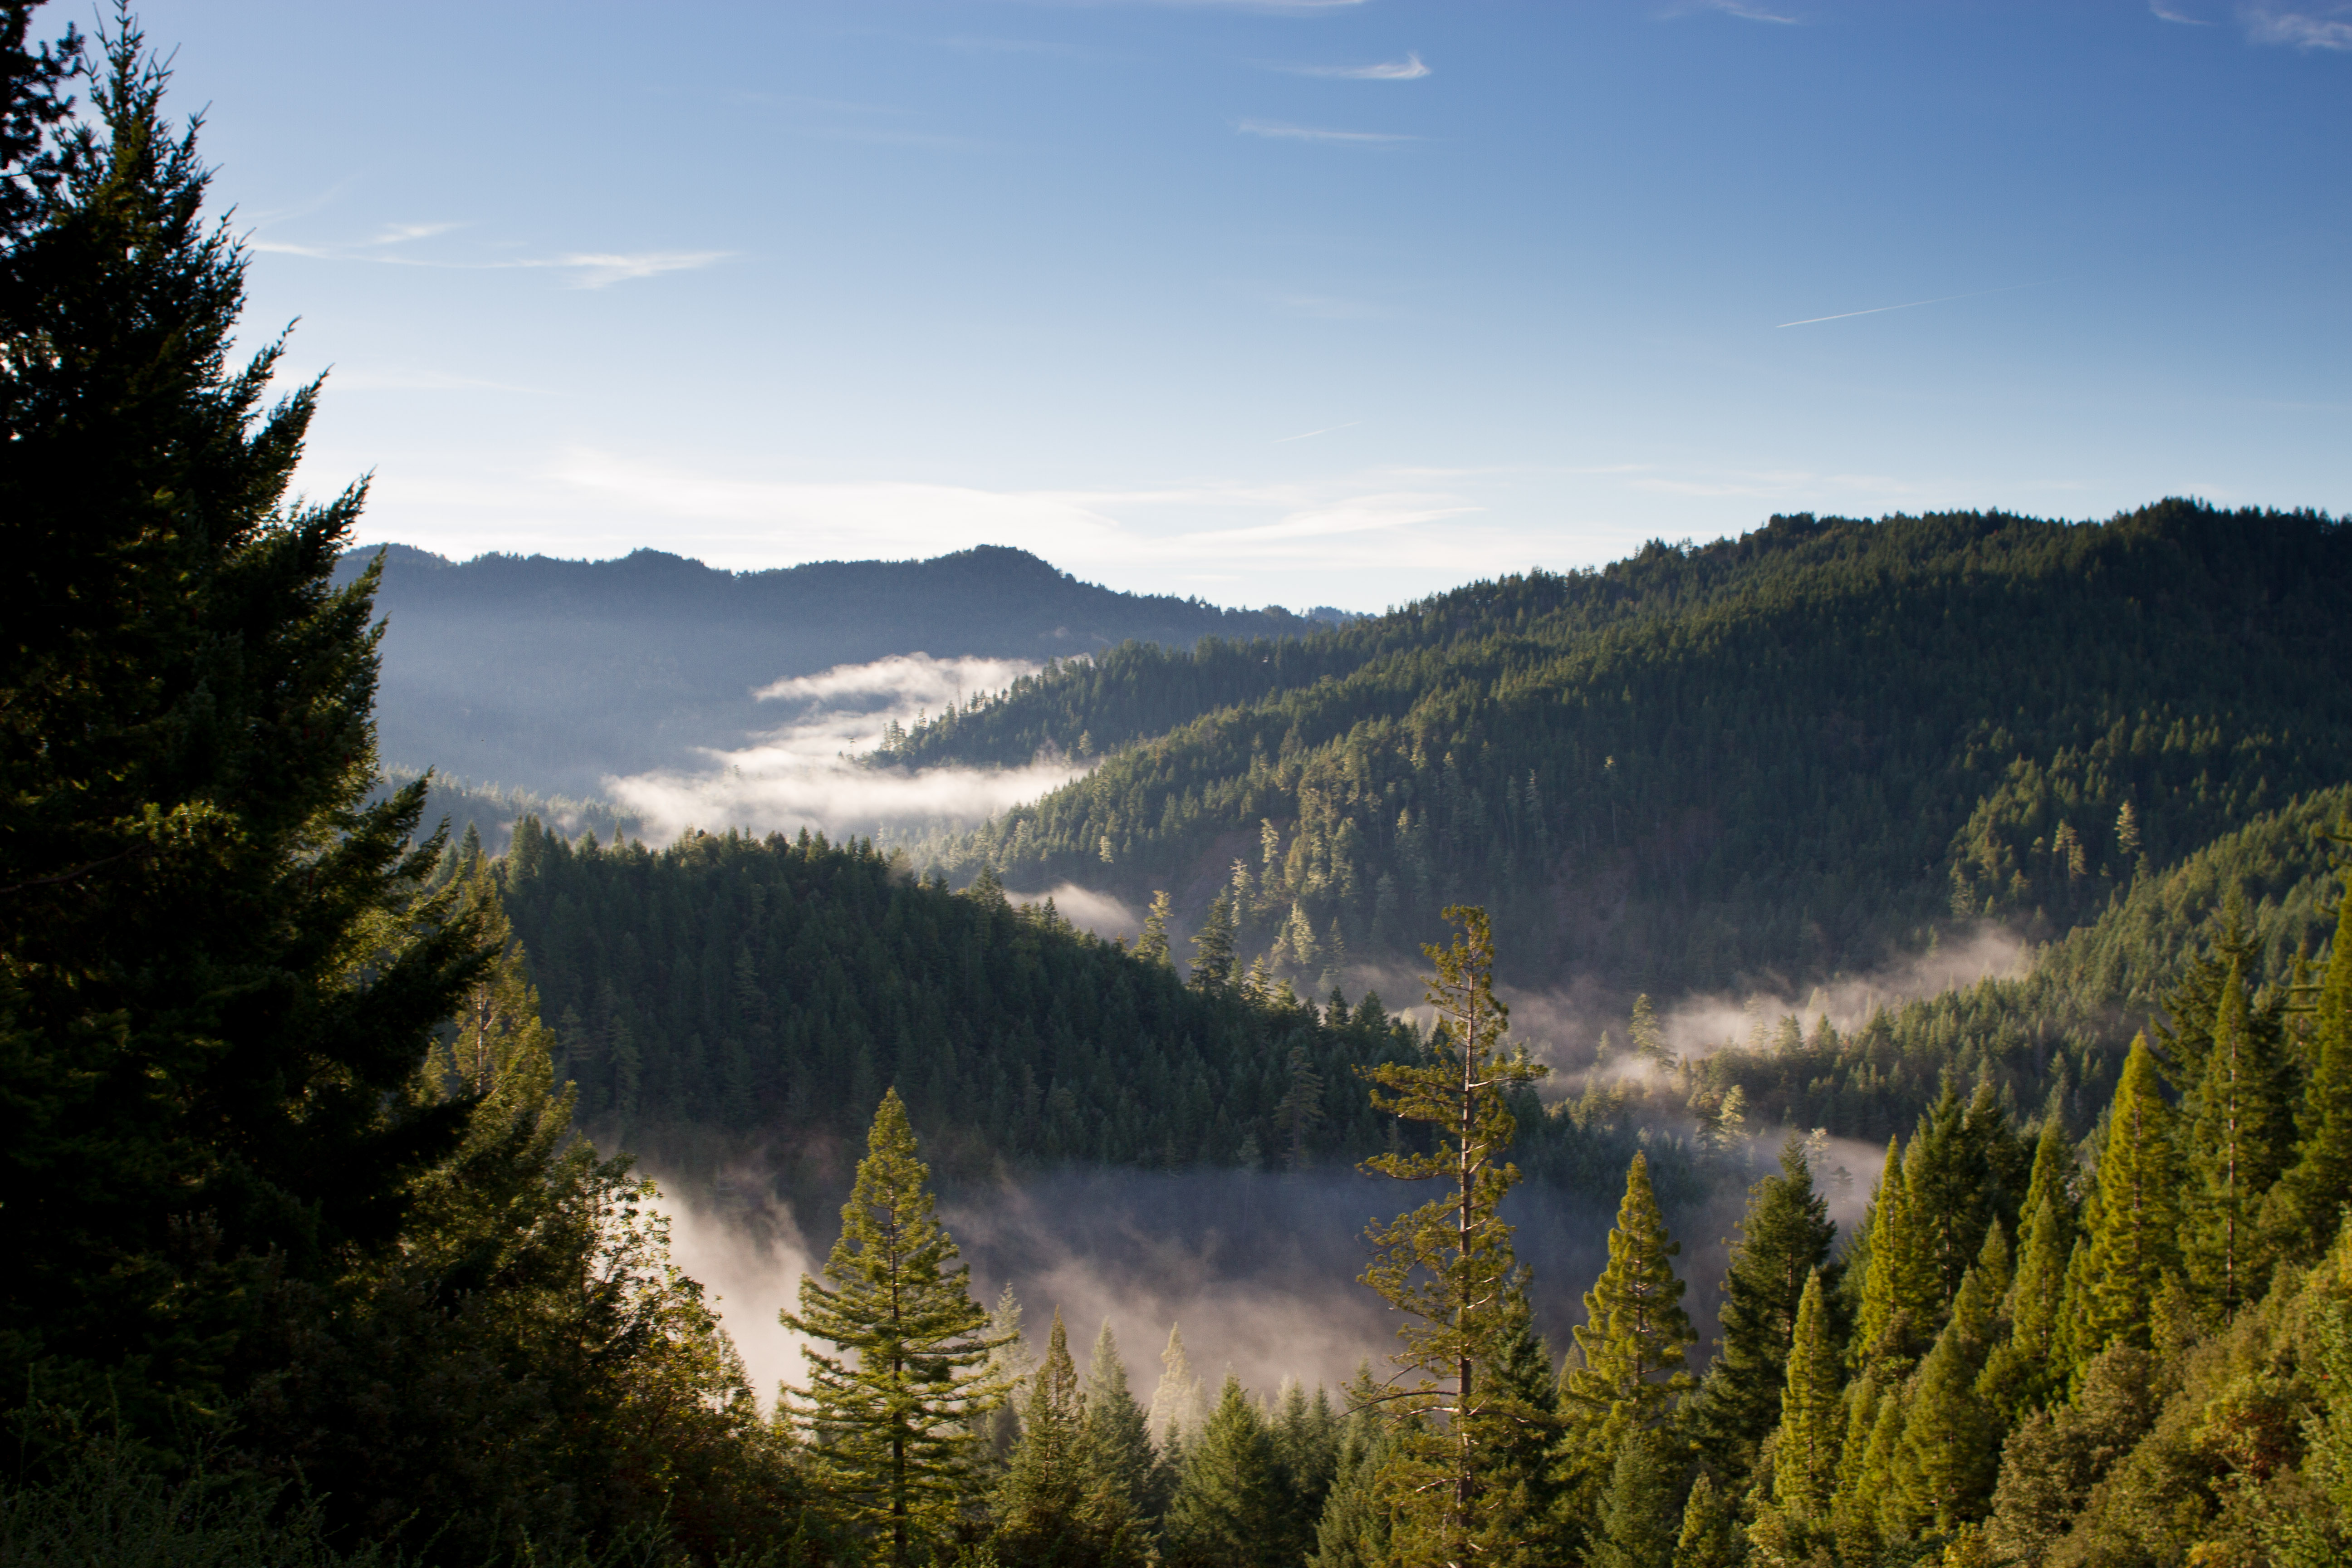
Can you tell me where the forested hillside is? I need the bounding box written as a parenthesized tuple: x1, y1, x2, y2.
(343, 540, 1349, 796)
(887, 503, 2352, 1000)
(497, 819, 1707, 1207)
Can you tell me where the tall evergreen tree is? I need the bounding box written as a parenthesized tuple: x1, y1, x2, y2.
(1689, 1136, 1837, 1473)
(1982, 1117, 2079, 1416)
(1310, 1368, 1397, 1568)
(1588, 1427, 1683, 1568)
(2075, 1036, 2185, 1355)
(1557, 1152, 1697, 1538)
(1163, 1376, 1283, 1568)
(1771, 1271, 1843, 1520)
(1078, 1321, 1159, 1536)
(0, 15, 489, 1437)
(2280, 872, 2352, 1259)
(1671, 1472, 1739, 1568)
(1358, 905, 1548, 1563)
(783, 1089, 1011, 1568)
(1147, 1323, 1206, 1446)
(1892, 1231, 2006, 1533)
(2173, 946, 2293, 1314)
(1189, 890, 1236, 989)
(1852, 1136, 1937, 1373)
(995, 1309, 1088, 1565)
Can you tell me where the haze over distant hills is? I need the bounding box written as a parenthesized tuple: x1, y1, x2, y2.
(337, 542, 1351, 797)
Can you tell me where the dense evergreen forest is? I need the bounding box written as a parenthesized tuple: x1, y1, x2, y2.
(12, 7, 2352, 1568)
(881, 501, 2351, 999)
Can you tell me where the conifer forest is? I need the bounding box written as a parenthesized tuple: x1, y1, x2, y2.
(8, 7, 2352, 1568)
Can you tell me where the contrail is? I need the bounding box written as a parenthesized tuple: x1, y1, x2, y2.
(1775, 280, 2045, 329)
(1274, 421, 1362, 443)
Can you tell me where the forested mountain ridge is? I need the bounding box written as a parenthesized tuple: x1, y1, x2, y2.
(336, 540, 1348, 796)
(892, 501, 2352, 999)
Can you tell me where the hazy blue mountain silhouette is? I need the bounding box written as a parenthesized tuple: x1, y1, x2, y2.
(337, 542, 1344, 796)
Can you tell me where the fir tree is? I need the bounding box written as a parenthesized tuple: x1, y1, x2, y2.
(1163, 1376, 1282, 1568)
(1189, 891, 1237, 989)
(1077, 1321, 1159, 1535)
(1893, 1234, 2005, 1532)
(995, 1309, 1090, 1567)
(1671, 1472, 1739, 1568)
(2280, 876, 2352, 1260)
(1147, 1323, 1206, 1446)
(1269, 1382, 1343, 1566)
(1828, 1379, 1894, 1567)
(0, 16, 490, 1434)
(783, 1089, 1011, 1567)
(1135, 890, 1174, 966)
(1558, 1152, 1697, 1538)
(1310, 1368, 1396, 1568)
(2078, 1036, 2184, 1354)
(1358, 906, 1548, 1562)
(1690, 1135, 1838, 1473)
(1588, 1427, 1683, 1568)
(1771, 1271, 1843, 1520)
(1852, 1136, 1937, 1373)
(2174, 946, 2292, 1314)
(1983, 1117, 2078, 1415)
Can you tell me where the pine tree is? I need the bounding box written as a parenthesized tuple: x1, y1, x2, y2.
(2078, 1036, 2184, 1354)
(1163, 1376, 1282, 1568)
(1147, 1323, 1206, 1446)
(2280, 875, 2352, 1260)
(992, 1316, 1101, 1568)
(984, 1282, 1035, 1469)
(1557, 1152, 1697, 1536)
(2174, 946, 2293, 1314)
(783, 1089, 1011, 1567)
(1189, 891, 1236, 989)
(1983, 1118, 2078, 1415)
(1690, 1135, 1837, 1473)
(1828, 1377, 1892, 1566)
(1588, 1427, 1683, 1568)
(1359, 906, 1548, 1562)
(0, 16, 490, 1433)
(1135, 891, 1174, 966)
(1268, 1382, 1342, 1566)
(1078, 1321, 1158, 1535)
(1630, 993, 1669, 1065)
(1671, 1472, 1739, 1568)
(1893, 1237, 2004, 1532)
(1310, 1368, 1396, 1568)
(1771, 1271, 1843, 1520)
(1852, 1136, 1937, 1373)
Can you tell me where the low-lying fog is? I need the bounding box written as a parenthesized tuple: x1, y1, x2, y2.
(607, 653, 1089, 845)
(649, 1143, 1884, 1408)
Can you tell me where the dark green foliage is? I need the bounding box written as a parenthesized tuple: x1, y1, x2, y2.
(1162, 1377, 1284, 1568)
(1698, 784, 2352, 1146)
(1308, 1373, 1396, 1568)
(2166, 934, 2295, 1315)
(784, 1090, 1009, 1567)
(1688, 1136, 1838, 1474)
(0, 0, 80, 239)
(1589, 1427, 1684, 1568)
(0, 18, 488, 1442)
(1075, 1321, 1157, 1558)
(500, 822, 1419, 1176)
(906, 503, 2352, 1001)
(2281, 877, 2352, 1262)
(2076, 1038, 2185, 1355)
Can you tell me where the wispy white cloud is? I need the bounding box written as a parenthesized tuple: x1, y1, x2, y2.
(2150, 0, 2211, 22)
(1671, 0, 1803, 22)
(521, 251, 731, 289)
(2241, 1, 2352, 48)
(1774, 279, 2047, 328)
(249, 232, 730, 289)
(369, 220, 463, 244)
(544, 451, 1514, 581)
(1235, 119, 1416, 144)
(1273, 420, 1360, 443)
(1272, 53, 1430, 79)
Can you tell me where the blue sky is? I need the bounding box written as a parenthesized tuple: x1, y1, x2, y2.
(135, 0, 2351, 610)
